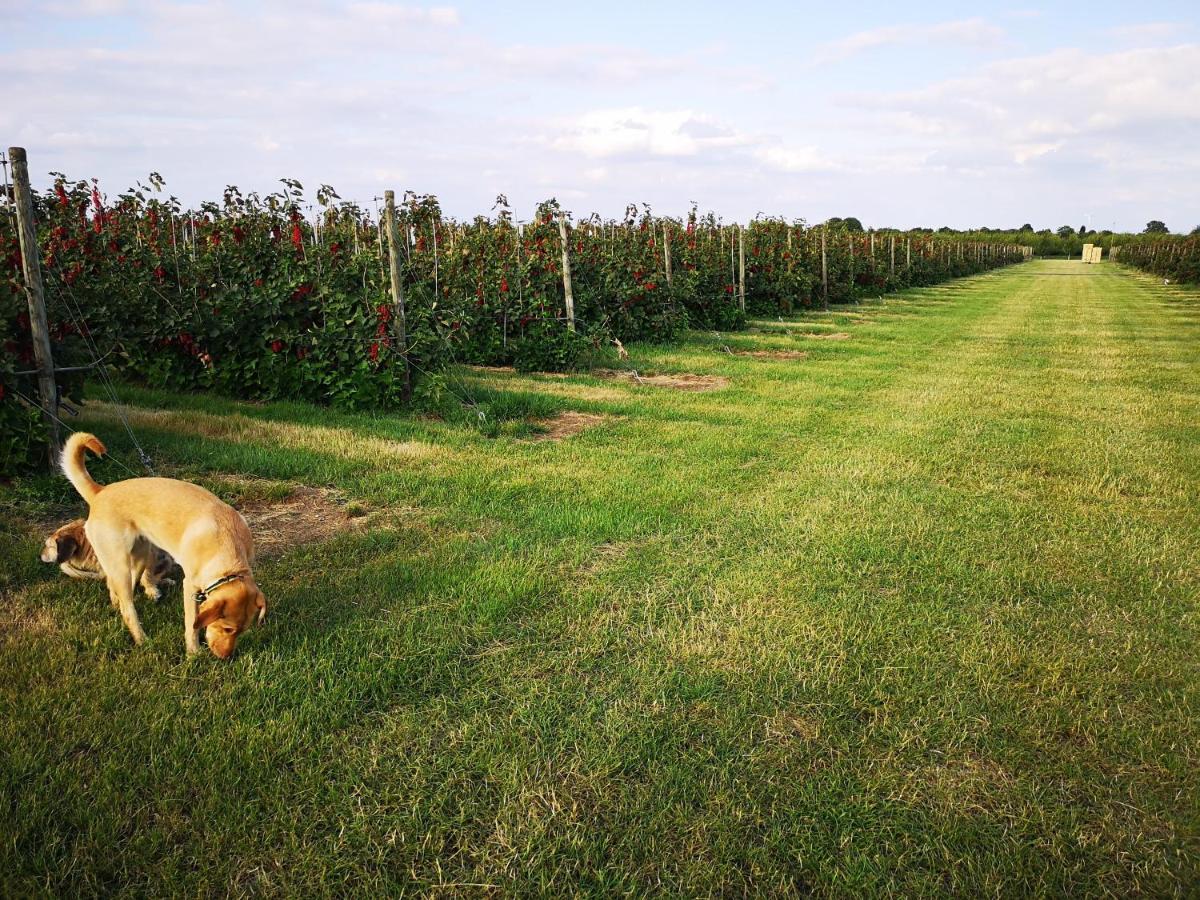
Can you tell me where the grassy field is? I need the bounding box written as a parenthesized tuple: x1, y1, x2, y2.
(1, 260, 1198, 896)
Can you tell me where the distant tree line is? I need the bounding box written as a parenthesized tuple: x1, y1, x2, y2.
(819, 218, 1199, 258)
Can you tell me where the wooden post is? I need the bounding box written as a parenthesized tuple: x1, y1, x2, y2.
(382, 191, 412, 402)
(737, 224, 746, 311)
(847, 232, 855, 291)
(662, 222, 672, 287)
(9, 147, 59, 465)
(556, 212, 576, 332)
(786, 227, 793, 273)
(906, 237, 911, 271)
(820, 225, 829, 310)
(889, 235, 895, 277)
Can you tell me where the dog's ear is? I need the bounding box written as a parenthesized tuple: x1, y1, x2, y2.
(256, 591, 267, 625)
(194, 598, 226, 630)
(54, 534, 79, 563)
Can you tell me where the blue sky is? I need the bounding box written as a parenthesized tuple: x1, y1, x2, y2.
(2, 1, 1198, 231)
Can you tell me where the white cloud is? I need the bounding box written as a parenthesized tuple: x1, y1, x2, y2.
(552, 108, 750, 159)
(814, 17, 1005, 64)
(1107, 22, 1188, 44)
(755, 145, 839, 173)
(843, 44, 1200, 171)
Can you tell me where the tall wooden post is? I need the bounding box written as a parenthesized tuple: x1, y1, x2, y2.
(737, 224, 746, 311)
(9, 147, 59, 465)
(906, 237, 911, 271)
(382, 191, 412, 402)
(556, 212, 576, 332)
(662, 222, 672, 287)
(889, 235, 895, 277)
(820, 225, 829, 310)
(847, 232, 854, 288)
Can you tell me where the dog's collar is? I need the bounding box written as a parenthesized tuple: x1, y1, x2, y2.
(194, 572, 247, 604)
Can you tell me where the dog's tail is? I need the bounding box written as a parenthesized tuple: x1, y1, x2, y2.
(61, 432, 107, 502)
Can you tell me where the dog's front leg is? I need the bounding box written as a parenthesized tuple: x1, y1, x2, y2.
(183, 583, 201, 655)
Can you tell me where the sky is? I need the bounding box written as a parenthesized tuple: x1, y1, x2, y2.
(2, 0, 1198, 231)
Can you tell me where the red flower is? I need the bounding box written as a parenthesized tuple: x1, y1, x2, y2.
(330, 242, 341, 254)
(55, 184, 69, 208)
(253, 278, 263, 287)
(645, 282, 657, 291)
(500, 277, 509, 293)
(724, 284, 734, 294)
(291, 223, 303, 250)
(232, 225, 245, 244)
(368, 341, 380, 361)
(153, 265, 165, 282)
(270, 340, 284, 353)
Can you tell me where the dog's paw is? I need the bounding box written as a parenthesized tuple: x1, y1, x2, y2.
(143, 586, 163, 602)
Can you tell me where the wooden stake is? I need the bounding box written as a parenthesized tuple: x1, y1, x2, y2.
(737, 224, 746, 312)
(9, 147, 59, 465)
(383, 191, 412, 402)
(889, 235, 895, 277)
(556, 212, 576, 332)
(820, 225, 829, 310)
(662, 222, 672, 286)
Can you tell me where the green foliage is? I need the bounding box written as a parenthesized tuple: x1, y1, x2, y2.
(1115, 235, 1200, 283)
(0, 174, 1031, 477)
(512, 321, 604, 373)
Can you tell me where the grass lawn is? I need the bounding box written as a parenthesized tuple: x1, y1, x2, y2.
(2, 259, 1198, 896)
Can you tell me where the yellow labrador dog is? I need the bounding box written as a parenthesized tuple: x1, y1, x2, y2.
(62, 432, 266, 658)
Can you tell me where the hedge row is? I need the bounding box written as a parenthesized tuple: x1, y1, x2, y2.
(1, 175, 1029, 475)
(1111, 237, 1200, 284)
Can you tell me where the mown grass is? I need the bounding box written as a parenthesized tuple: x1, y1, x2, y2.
(1, 260, 1197, 896)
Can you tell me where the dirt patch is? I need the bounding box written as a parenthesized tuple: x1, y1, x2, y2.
(800, 331, 851, 340)
(723, 349, 809, 360)
(0, 604, 59, 646)
(525, 411, 615, 442)
(763, 711, 823, 743)
(467, 365, 728, 393)
(233, 484, 368, 558)
(597, 370, 730, 391)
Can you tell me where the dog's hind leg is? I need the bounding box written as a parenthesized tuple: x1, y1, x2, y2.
(88, 526, 146, 646)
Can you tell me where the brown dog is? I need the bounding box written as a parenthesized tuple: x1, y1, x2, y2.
(42, 518, 178, 601)
(62, 432, 266, 658)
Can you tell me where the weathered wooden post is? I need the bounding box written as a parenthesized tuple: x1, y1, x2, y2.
(556, 212, 576, 332)
(737, 224, 746, 312)
(889, 235, 895, 278)
(906, 237, 911, 271)
(382, 190, 412, 402)
(9, 147, 59, 465)
(820, 225, 829, 310)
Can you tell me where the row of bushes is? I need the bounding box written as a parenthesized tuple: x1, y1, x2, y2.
(2, 175, 1029, 475)
(1111, 237, 1200, 284)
